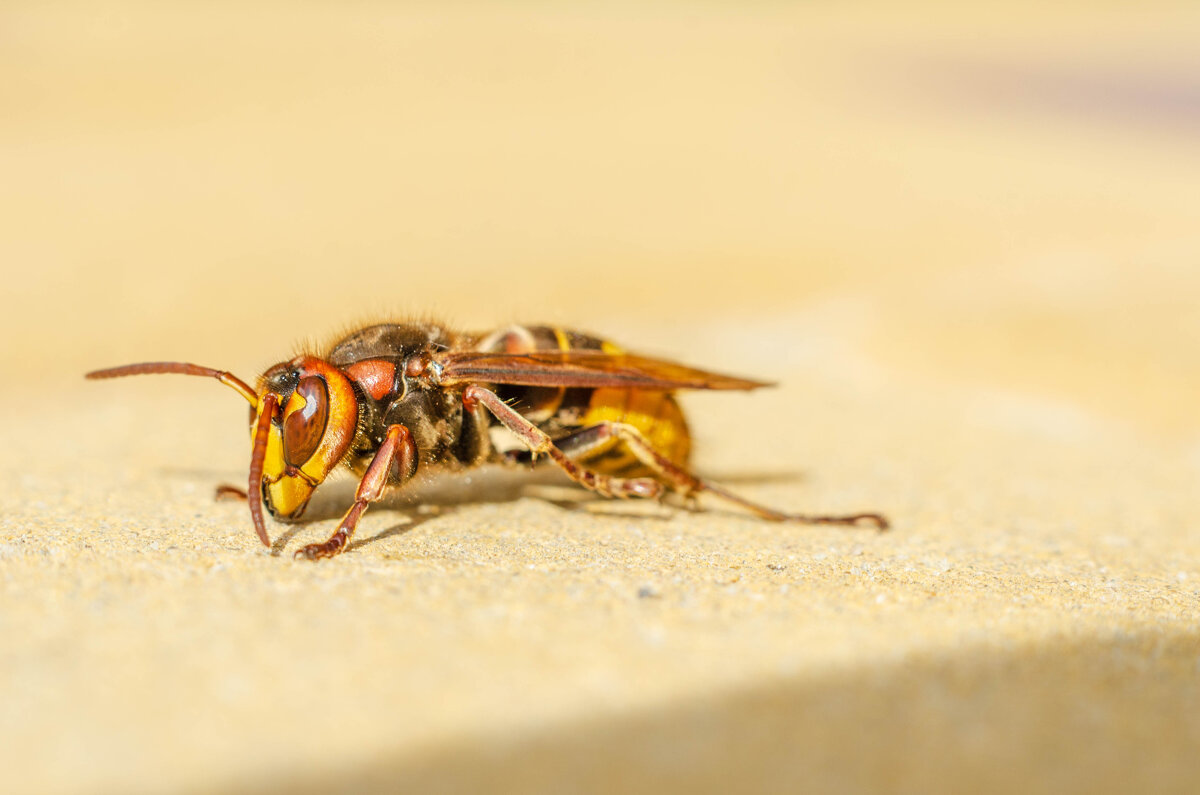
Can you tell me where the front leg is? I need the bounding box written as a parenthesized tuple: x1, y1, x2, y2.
(214, 484, 247, 501)
(295, 424, 417, 560)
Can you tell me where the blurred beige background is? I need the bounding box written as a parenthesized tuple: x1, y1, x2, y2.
(2, 2, 1199, 794)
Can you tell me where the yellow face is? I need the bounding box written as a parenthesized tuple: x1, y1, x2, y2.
(252, 357, 359, 520)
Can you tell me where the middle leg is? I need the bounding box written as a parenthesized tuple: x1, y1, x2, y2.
(463, 385, 662, 501)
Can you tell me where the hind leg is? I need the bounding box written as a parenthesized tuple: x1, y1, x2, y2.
(541, 420, 889, 530)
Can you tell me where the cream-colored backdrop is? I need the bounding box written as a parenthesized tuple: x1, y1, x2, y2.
(2, 3, 1198, 793)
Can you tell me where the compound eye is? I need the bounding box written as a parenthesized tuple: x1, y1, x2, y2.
(282, 376, 330, 468)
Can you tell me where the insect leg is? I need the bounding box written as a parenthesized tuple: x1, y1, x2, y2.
(463, 385, 662, 500)
(294, 424, 417, 560)
(502, 424, 613, 467)
(582, 421, 889, 531)
(214, 485, 248, 501)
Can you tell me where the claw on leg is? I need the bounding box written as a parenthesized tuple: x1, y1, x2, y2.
(782, 512, 889, 531)
(295, 503, 367, 560)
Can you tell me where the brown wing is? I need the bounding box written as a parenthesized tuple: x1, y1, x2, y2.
(432, 350, 772, 390)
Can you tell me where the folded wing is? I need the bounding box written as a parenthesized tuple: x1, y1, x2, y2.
(432, 350, 772, 391)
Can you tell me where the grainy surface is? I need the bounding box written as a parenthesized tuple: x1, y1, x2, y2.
(3, 3, 1200, 793)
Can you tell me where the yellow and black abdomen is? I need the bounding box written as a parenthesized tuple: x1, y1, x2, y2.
(476, 324, 692, 476)
(575, 386, 691, 475)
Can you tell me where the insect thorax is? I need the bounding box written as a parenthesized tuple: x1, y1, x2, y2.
(326, 323, 456, 367)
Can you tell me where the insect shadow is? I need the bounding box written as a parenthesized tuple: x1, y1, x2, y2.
(286, 466, 691, 555)
(162, 463, 810, 556)
(162, 462, 745, 556)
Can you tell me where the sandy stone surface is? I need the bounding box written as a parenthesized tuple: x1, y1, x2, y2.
(3, 3, 1199, 793)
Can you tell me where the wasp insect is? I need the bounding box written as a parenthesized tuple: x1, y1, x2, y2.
(86, 322, 888, 559)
